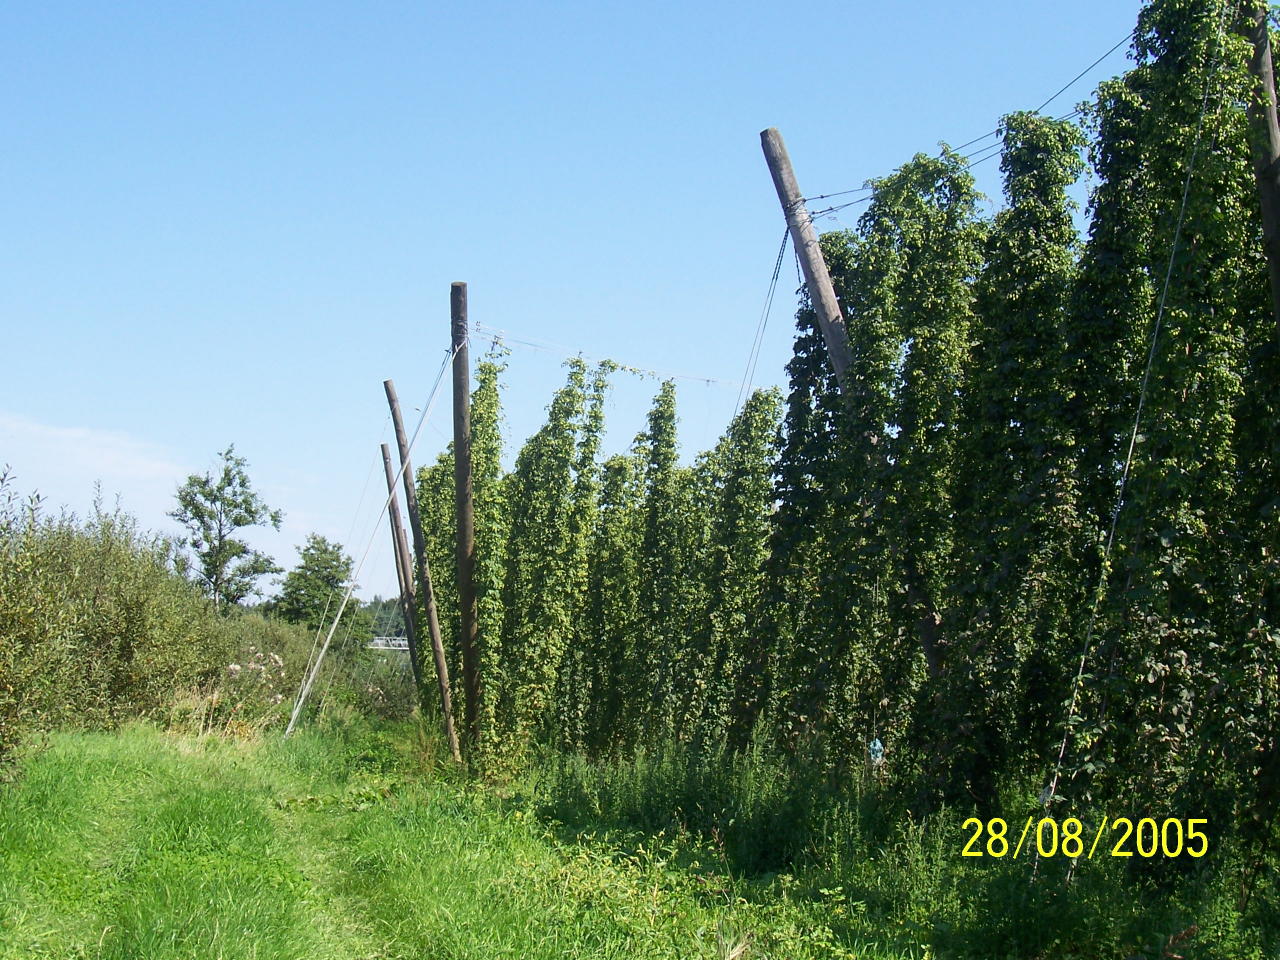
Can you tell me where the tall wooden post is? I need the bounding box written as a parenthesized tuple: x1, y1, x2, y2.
(383, 378, 462, 762)
(1242, 2, 1280, 340)
(381, 442, 424, 691)
(760, 127, 853, 390)
(451, 282, 480, 744)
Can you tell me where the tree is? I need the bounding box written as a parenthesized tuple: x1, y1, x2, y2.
(363, 594, 406, 639)
(635, 380, 709, 745)
(275, 534, 354, 631)
(170, 446, 282, 610)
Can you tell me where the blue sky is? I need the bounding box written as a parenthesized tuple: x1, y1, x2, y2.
(1, 0, 1140, 600)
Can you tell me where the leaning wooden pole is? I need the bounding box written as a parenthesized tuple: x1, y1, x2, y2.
(1242, 2, 1280, 340)
(451, 282, 480, 745)
(383, 378, 462, 762)
(381, 442, 425, 692)
(760, 127, 853, 390)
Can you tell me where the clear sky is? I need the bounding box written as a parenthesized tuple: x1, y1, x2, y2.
(1, 0, 1140, 601)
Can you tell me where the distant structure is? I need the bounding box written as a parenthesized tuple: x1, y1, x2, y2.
(368, 636, 410, 651)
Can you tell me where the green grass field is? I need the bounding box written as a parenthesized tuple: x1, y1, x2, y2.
(0, 724, 917, 960)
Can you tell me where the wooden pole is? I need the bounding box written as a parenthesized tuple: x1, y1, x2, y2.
(761, 131, 945, 669)
(381, 442, 424, 692)
(760, 127, 853, 390)
(383, 378, 462, 762)
(1242, 2, 1280, 340)
(451, 282, 480, 744)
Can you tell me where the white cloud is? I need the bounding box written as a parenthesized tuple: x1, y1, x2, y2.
(0, 411, 189, 524)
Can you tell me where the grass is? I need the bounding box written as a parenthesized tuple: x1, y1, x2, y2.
(2, 719, 1274, 959)
(0, 722, 921, 960)
(532, 743, 1280, 960)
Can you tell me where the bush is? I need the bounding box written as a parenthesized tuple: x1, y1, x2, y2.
(533, 734, 1280, 958)
(169, 612, 417, 738)
(0, 473, 414, 761)
(0, 475, 236, 761)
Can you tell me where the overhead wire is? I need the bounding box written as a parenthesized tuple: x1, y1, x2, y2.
(950, 127, 1002, 156)
(1032, 29, 1135, 114)
(807, 197, 871, 221)
(805, 30, 1132, 210)
(962, 142, 1006, 170)
(734, 229, 790, 418)
(801, 186, 873, 203)
(807, 104, 1086, 232)
(472, 321, 745, 390)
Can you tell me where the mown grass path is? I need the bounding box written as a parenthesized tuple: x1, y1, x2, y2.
(0, 725, 901, 960)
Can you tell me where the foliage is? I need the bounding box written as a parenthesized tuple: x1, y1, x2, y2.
(0, 469, 403, 760)
(412, 349, 512, 760)
(0, 723, 952, 960)
(169, 445, 283, 610)
(10, 1, 1276, 951)
(492, 358, 600, 756)
(1039, 0, 1280, 865)
(470, 354, 512, 755)
(167, 611, 386, 737)
(396, 3, 1280, 947)
(363, 594, 406, 640)
(0, 471, 237, 760)
(685, 388, 781, 749)
(536, 736, 1279, 959)
(939, 111, 1091, 806)
(269, 533, 370, 643)
(579, 451, 644, 752)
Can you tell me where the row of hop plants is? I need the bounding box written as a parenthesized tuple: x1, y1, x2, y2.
(416, 359, 784, 772)
(412, 0, 1278, 917)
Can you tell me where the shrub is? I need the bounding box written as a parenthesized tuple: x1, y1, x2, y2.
(0, 474, 236, 761)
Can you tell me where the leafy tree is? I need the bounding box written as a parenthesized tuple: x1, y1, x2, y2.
(274, 534, 355, 632)
(759, 151, 984, 773)
(410, 348, 512, 761)
(1063, 0, 1275, 838)
(363, 594, 406, 639)
(635, 380, 711, 744)
(470, 354, 511, 757)
(553, 360, 613, 751)
(745, 301, 851, 756)
(170, 446, 282, 610)
(417, 451, 458, 675)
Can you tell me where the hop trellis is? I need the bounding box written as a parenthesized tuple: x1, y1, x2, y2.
(406, 0, 1278, 856)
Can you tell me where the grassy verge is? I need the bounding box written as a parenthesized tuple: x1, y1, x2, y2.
(532, 744, 1280, 959)
(0, 723, 917, 959)
(4, 721, 1271, 958)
